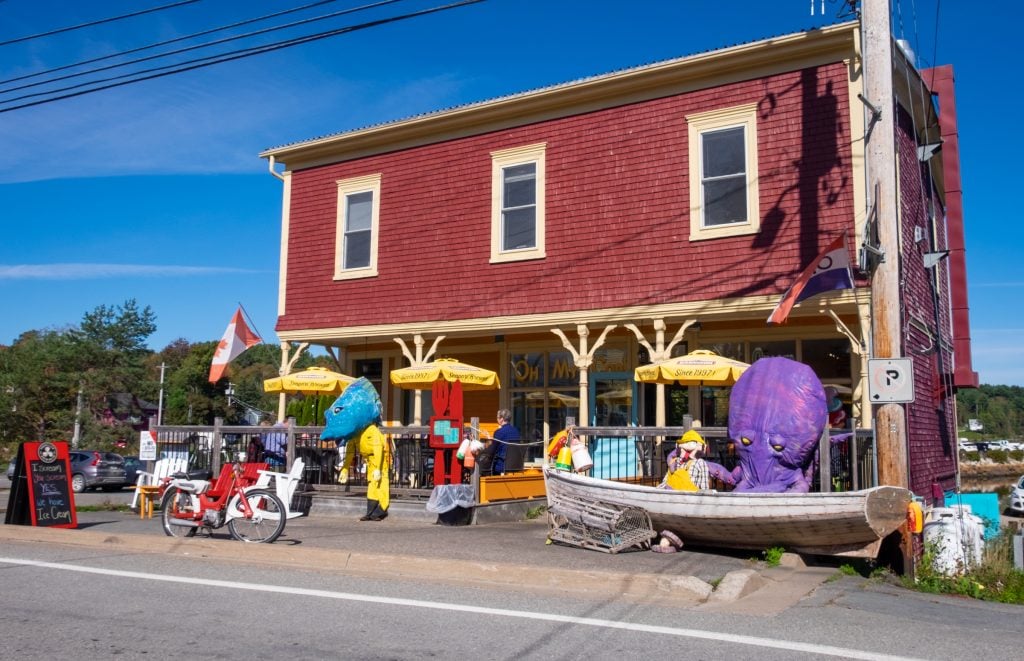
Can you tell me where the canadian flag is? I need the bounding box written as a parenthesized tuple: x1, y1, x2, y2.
(208, 307, 262, 383)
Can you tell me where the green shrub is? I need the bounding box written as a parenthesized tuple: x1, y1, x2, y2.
(907, 532, 1024, 604)
(762, 546, 785, 567)
(986, 449, 1009, 464)
(1010, 449, 1024, 462)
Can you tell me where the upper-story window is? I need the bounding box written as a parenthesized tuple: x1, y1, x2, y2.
(335, 173, 381, 280)
(491, 143, 546, 263)
(686, 104, 760, 241)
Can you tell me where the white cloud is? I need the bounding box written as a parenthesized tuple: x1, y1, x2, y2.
(0, 263, 258, 280)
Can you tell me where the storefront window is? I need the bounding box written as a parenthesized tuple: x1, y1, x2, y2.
(750, 340, 796, 362)
(509, 352, 544, 388)
(802, 338, 851, 381)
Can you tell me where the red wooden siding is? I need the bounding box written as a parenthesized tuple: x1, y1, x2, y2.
(895, 104, 957, 496)
(278, 62, 855, 332)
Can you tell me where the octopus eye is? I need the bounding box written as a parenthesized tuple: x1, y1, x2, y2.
(771, 444, 784, 452)
(332, 406, 343, 414)
(740, 437, 752, 446)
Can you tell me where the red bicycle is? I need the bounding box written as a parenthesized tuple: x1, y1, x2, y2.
(160, 460, 286, 543)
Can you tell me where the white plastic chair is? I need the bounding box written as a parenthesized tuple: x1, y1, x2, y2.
(130, 457, 187, 509)
(254, 458, 306, 519)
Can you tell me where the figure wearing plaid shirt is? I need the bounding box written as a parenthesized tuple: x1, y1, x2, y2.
(665, 429, 710, 491)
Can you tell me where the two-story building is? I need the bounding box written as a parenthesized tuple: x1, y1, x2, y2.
(260, 20, 975, 500)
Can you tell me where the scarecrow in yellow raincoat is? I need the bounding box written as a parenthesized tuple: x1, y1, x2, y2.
(322, 377, 391, 521)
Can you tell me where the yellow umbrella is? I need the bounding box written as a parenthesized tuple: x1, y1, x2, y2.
(633, 349, 749, 386)
(389, 357, 500, 391)
(263, 366, 357, 395)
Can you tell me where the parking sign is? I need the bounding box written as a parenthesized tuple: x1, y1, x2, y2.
(867, 358, 915, 403)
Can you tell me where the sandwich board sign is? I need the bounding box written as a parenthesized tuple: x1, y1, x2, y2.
(4, 441, 77, 528)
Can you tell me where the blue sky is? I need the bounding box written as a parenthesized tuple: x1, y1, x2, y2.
(1, 0, 1020, 386)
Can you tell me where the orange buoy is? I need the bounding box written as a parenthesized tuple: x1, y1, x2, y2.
(546, 430, 568, 459)
(907, 501, 924, 534)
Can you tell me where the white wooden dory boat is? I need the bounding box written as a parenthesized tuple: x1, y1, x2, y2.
(543, 466, 912, 557)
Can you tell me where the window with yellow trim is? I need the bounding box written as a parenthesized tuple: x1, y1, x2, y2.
(334, 173, 381, 280)
(490, 143, 546, 263)
(686, 104, 760, 241)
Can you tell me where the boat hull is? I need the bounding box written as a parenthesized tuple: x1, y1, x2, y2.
(544, 467, 911, 557)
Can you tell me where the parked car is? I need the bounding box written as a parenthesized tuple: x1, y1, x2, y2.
(121, 455, 143, 489)
(1009, 475, 1024, 516)
(68, 450, 127, 493)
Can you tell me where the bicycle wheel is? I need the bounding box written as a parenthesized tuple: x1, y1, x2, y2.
(227, 488, 286, 543)
(160, 486, 198, 538)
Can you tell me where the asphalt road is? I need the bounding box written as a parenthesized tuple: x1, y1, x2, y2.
(2, 527, 1022, 661)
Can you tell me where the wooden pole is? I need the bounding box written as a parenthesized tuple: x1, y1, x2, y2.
(863, 0, 911, 573)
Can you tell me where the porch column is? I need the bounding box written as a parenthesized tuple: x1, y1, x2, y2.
(625, 318, 697, 427)
(394, 333, 445, 424)
(552, 323, 616, 426)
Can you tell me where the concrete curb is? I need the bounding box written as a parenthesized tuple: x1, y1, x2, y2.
(0, 524, 736, 605)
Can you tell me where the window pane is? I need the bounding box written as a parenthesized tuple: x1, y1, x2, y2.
(510, 353, 544, 388)
(703, 127, 745, 177)
(750, 341, 796, 362)
(503, 207, 536, 250)
(346, 191, 373, 231)
(344, 230, 370, 269)
(503, 164, 536, 207)
(704, 176, 746, 226)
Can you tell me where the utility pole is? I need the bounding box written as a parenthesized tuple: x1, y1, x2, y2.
(71, 381, 83, 449)
(863, 0, 911, 569)
(157, 362, 166, 426)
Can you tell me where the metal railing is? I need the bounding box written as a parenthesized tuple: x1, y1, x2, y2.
(152, 421, 876, 494)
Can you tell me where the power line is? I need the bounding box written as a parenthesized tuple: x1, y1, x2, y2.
(0, 0, 202, 48)
(0, 0, 485, 114)
(0, 0, 348, 87)
(0, 0, 406, 97)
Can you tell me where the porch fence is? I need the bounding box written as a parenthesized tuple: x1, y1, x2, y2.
(151, 419, 876, 495)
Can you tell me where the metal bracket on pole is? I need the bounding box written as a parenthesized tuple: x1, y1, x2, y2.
(857, 93, 883, 141)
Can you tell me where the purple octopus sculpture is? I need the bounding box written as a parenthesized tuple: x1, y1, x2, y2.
(706, 356, 828, 493)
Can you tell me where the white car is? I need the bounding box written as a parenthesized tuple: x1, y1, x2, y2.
(1009, 475, 1024, 516)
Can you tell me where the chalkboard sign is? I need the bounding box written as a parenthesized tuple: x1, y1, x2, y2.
(4, 441, 77, 528)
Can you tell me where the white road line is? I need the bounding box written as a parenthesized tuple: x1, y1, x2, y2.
(1, 556, 921, 661)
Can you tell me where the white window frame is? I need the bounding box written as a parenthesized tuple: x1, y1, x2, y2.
(490, 143, 546, 263)
(334, 173, 381, 280)
(686, 104, 760, 241)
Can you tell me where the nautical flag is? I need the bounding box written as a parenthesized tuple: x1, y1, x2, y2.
(767, 234, 854, 324)
(208, 307, 261, 382)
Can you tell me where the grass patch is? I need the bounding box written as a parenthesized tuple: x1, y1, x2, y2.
(906, 532, 1024, 604)
(76, 503, 132, 513)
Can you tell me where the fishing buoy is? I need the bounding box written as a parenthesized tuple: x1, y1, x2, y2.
(546, 430, 568, 459)
(456, 438, 470, 460)
(569, 436, 593, 472)
(555, 446, 573, 471)
(907, 500, 924, 534)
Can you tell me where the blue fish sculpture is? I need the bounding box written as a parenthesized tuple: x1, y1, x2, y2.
(322, 377, 383, 443)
